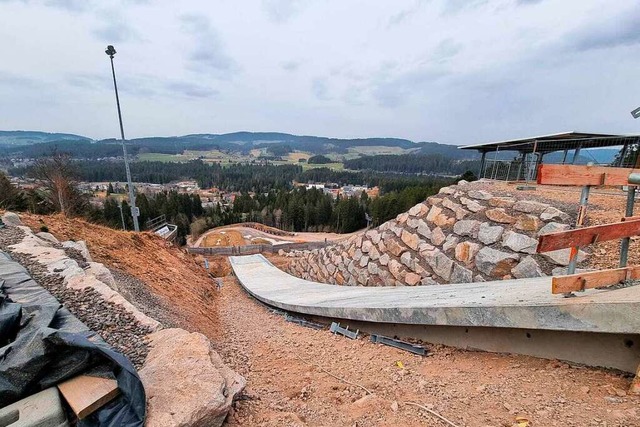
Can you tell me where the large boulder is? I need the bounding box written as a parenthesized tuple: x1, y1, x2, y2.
(1, 211, 22, 226)
(140, 328, 246, 427)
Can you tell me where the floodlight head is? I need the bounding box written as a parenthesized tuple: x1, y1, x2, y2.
(105, 45, 116, 57)
(631, 106, 640, 119)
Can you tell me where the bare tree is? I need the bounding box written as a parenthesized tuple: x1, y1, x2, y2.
(31, 152, 86, 216)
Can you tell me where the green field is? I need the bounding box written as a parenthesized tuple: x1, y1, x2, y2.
(136, 149, 346, 170)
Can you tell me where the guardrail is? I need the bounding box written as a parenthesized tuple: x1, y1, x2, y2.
(187, 241, 330, 256)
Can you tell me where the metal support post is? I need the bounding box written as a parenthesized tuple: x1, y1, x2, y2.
(620, 186, 636, 267)
(567, 185, 591, 277)
(479, 152, 486, 178)
(117, 202, 126, 231)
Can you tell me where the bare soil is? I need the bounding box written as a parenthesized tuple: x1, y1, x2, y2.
(11, 191, 640, 426)
(211, 274, 639, 427)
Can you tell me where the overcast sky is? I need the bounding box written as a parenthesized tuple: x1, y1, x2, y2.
(0, 0, 638, 145)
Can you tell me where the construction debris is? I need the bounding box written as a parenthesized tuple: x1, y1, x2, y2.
(329, 322, 359, 339)
(57, 375, 120, 420)
(370, 334, 427, 355)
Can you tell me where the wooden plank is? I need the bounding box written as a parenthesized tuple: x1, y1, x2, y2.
(552, 265, 640, 294)
(537, 218, 640, 252)
(57, 375, 120, 419)
(537, 164, 639, 186)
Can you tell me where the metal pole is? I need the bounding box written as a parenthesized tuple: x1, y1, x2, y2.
(108, 52, 140, 231)
(479, 152, 486, 179)
(118, 201, 126, 231)
(619, 186, 636, 267)
(567, 185, 590, 276)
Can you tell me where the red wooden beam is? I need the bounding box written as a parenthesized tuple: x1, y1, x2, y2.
(552, 266, 640, 294)
(537, 218, 640, 253)
(537, 164, 639, 186)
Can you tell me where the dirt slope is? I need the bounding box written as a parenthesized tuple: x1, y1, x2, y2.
(18, 213, 220, 336)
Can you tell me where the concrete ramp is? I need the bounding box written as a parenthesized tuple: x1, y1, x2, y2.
(230, 254, 640, 371)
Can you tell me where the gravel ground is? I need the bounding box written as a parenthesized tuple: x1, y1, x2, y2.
(109, 268, 182, 329)
(0, 225, 151, 368)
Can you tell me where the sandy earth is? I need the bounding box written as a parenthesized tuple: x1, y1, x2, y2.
(206, 273, 639, 427)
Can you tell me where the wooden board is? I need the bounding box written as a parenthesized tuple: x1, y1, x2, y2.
(57, 375, 120, 419)
(537, 219, 640, 252)
(552, 265, 640, 294)
(537, 164, 639, 186)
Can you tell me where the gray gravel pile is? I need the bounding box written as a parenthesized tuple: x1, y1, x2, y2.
(59, 245, 89, 268)
(110, 268, 180, 329)
(0, 225, 25, 248)
(0, 226, 151, 368)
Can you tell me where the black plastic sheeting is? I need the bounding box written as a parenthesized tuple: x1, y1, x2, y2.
(0, 251, 146, 426)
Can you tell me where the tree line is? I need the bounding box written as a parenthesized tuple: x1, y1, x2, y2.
(344, 153, 480, 175)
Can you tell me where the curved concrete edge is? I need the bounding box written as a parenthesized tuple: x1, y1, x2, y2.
(230, 254, 640, 334)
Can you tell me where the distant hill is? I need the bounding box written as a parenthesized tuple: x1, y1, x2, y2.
(1, 130, 476, 160)
(0, 130, 91, 147)
(115, 132, 475, 159)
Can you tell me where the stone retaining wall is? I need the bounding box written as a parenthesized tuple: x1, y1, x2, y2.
(282, 180, 587, 286)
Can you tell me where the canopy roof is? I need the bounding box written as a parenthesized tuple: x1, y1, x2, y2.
(459, 131, 640, 154)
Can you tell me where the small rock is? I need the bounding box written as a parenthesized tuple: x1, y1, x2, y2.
(390, 400, 399, 412)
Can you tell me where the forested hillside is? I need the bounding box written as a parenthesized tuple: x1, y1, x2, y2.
(344, 153, 480, 175)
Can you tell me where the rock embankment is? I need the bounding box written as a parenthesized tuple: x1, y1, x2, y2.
(283, 180, 587, 286)
(0, 212, 245, 427)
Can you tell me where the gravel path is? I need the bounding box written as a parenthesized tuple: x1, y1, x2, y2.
(0, 226, 151, 368)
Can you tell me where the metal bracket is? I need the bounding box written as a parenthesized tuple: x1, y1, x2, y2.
(284, 313, 324, 330)
(329, 322, 359, 339)
(370, 334, 427, 356)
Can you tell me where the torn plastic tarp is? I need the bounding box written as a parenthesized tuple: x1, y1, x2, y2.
(0, 251, 145, 426)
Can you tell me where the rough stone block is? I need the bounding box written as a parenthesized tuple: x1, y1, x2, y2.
(513, 200, 550, 214)
(404, 272, 421, 286)
(416, 219, 432, 239)
(442, 234, 459, 252)
(488, 197, 515, 208)
(468, 190, 493, 200)
(485, 208, 516, 224)
(460, 197, 485, 213)
(401, 229, 421, 251)
(455, 241, 481, 264)
(428, 251, 454, 281)
(514, 215, 543, 232)
(379, 253, 390, 266)
(543, 249, 587, 266)
(511, 256, 544, 279)
(366, 230, 381, 244)
(501, 231, 538, 254)
(442, 198, 469, 220)
(540, 206, 571, 222)
(477, 222, 504, 245)
(430, 227, 446, 246)
(453, 219, 481, 238)
(388, 259, 404, 280)
(140, 329, 245, 427)
(450, 263, 473, 284)
(475, 247, 520, 277)
(1, 211, 22, 226)
(538, 222, 571, 236)
(361, 240, 373, 253)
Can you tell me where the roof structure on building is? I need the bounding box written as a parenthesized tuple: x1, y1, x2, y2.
(459, 131, 640, 154)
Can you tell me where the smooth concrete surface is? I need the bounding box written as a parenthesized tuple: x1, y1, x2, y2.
(230, 254, 640, 335)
